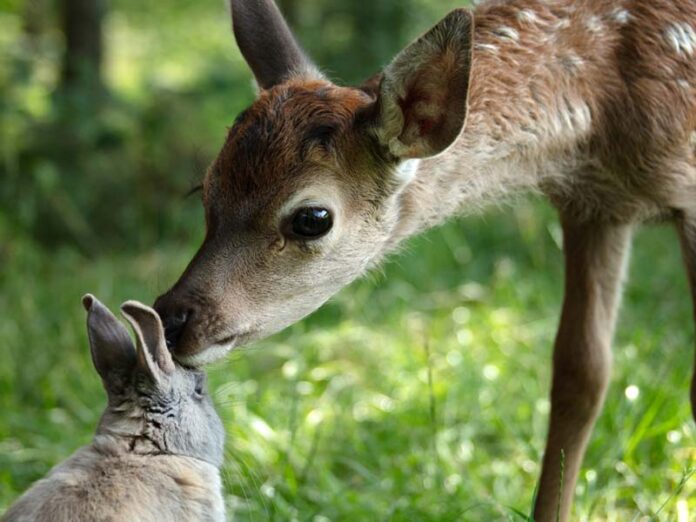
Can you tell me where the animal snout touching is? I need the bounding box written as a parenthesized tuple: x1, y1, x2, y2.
(154, 296, 192, 351)
(163, 309, 190, 350)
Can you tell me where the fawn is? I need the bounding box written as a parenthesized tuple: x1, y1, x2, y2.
(3, 297, 225, 522)
(154, 0, 696, 519)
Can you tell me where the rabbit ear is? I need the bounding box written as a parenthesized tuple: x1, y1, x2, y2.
(121, 300, 175, 385)
(83, 294, 136, 392)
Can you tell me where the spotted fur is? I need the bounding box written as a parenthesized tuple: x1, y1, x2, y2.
(155, 2, 696, 520)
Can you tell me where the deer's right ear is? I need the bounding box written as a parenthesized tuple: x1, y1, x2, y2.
(372, 9, 474, 160)
(230, 0, 320, 89)
(83, 294, 136, 391)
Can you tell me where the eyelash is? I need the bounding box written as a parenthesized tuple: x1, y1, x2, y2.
(185, 184, 203, 199)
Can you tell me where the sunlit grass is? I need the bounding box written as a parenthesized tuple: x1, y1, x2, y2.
(1, 201, 694, 520)
(3, 0, 694, 516)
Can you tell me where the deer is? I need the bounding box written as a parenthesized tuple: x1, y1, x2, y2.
(152, 0, 696, 519)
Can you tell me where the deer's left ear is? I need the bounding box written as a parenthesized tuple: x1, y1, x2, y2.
(373, 9, 474, 159)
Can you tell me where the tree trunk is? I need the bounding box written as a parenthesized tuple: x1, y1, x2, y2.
(60, 0, 105, 94)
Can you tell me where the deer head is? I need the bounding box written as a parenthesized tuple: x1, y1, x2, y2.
(155, 0, 474, 365)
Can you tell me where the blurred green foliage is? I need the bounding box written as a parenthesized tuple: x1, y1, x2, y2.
(1, 0, 695, 519)
(0, 0, 457, 251)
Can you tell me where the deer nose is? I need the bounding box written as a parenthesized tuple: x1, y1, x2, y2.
(154, 297, 192, 350)
(162, 309, 190, 350)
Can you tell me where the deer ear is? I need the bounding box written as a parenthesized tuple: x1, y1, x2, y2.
(121, 301, 175, 385)
(230, 0, 320, 89)
(373, 9, 474, 159)
(83, 294, 136, 393)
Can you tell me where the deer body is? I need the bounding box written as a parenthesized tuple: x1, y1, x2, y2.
(396, 0, 695, 243)
(154, 0, 696, 520)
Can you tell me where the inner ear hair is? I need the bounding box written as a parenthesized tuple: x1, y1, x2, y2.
(376, 9, 474, 159)
(121, 301, 175, 380)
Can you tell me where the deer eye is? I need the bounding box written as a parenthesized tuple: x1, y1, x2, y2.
(289, 207, 333, 239)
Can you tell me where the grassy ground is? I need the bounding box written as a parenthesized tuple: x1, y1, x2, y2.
(1, 200, 694, 521)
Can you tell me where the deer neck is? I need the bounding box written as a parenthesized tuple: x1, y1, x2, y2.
(386, 0, 615, 248)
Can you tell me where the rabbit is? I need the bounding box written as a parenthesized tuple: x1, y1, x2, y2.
(2, 295, 226, 522)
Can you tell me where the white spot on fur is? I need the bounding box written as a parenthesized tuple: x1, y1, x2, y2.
(395, 159, 421, 185)
(573, 103, 592, 133)
(585, 15, 603, 33)
(664, 22, 696, 56)
(612, 8, 630, 24)
(475, 43, 499, 54)
(517, 9, 539, 24)
(678, 79, 690, 89)
(552, 19, 571, 31)
(560, 53, 584, 72)
(553, 100, 592, 136)
(494, 26, 519, 41)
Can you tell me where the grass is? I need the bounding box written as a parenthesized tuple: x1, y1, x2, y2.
(1, 200, 695, 521)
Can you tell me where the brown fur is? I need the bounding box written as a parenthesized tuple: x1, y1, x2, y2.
(208, 80, 374, 205)
(155, 1, 696, 520)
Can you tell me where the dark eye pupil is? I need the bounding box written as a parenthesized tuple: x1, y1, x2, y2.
(292, 207, 332, 238)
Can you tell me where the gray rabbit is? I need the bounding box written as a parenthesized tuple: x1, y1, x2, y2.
(2, 296, 226, 522)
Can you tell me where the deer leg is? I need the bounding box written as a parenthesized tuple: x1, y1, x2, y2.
(533, 218, 633, 522)
(676, 211, 696, 420)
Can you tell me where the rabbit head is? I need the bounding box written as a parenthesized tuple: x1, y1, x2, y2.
(82, 294, 225, 468)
